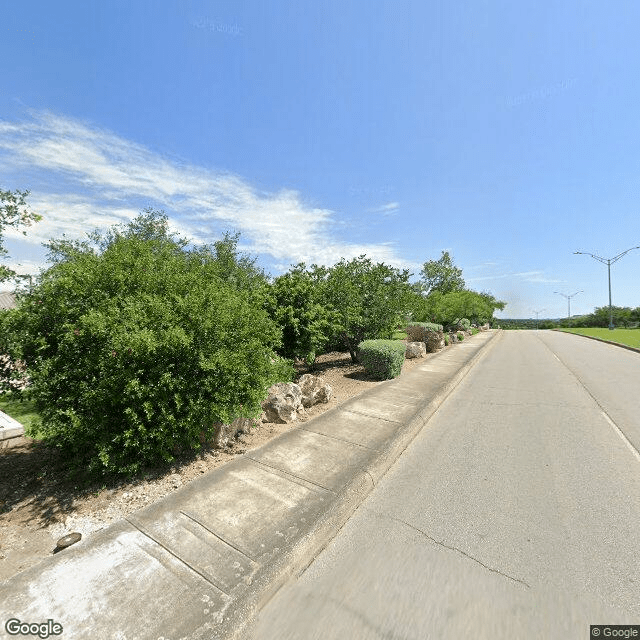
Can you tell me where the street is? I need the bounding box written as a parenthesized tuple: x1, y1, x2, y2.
(245, 330, 640, 639)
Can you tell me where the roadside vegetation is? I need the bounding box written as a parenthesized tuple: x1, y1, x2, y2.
(559, 328, 640, 349)
(499, 305, 640, 331)
(0, 192, 505, 478)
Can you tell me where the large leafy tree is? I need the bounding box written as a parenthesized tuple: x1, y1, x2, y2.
(418, 250, 465, 296)
(408, 289, 505, 326)
(311, 256, 414, 362)
(0, 189, 41, 283)
(5, 210, 291, 476)
(265, 263, 340, 364)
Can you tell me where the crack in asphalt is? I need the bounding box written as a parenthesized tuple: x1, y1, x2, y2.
(366, 508, 531, 589)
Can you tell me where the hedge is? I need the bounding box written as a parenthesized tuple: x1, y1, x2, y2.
(357, 339, 406, 380)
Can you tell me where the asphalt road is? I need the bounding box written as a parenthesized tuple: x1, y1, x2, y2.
(244, 330, 640, 640)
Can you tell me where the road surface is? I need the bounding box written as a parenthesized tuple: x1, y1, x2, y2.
(244, 330, 640, 639)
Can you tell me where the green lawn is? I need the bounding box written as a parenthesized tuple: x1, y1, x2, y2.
(559, 328, 640, 349)
(0, 393, 42, 434)
(391, 330, 408, 340)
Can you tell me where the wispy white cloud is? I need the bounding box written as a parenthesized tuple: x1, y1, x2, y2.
(369, 201, 400, 214)
(467, 270, 562, 284)
(0, 110, 414, 272)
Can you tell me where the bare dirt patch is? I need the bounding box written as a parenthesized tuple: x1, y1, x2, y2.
(0, 347, 434, 582)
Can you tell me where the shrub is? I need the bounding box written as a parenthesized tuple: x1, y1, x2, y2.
(444, 334, 450, 346)
(470, 327, 479, 335)
(265, 263, 339, 364)
(6, 211, 291, 477)
(357, 339, 405, 380)
(457, 332, 465, 341)
(310, 256, 414, 363)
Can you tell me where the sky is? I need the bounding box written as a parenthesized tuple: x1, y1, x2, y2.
(1, 1, 639, 319)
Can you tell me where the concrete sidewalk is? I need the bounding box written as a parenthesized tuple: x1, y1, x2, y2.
(0, 410, 23, 442)
(0, 331, 499, 640)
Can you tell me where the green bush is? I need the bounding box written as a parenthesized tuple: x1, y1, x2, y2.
(357, 339, 405, 380)
(470, 327, 479, 335)
(310, 256, 414, 363)
(265, 263, 339, 364)
(5, 211, 291, 477)
(457, 332, 465, 341)
(444, 334, 450, 346)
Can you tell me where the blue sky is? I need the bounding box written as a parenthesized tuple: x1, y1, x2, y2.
(1, 1, 639, 318)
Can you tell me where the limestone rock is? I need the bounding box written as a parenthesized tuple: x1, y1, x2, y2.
(212, 416, 255, 448)
(261, 382, 303, 423)
(297, 374, 333, 408)
(405, 341, 426, 359)
(424, 330, 445, 353)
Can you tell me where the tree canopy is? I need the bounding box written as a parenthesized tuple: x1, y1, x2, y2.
(0, 189, 41, 283)
(418, 250, 465, 296)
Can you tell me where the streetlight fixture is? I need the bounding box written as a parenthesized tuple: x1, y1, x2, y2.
(532, 308, 546, 330)
(574, 246, 640, 330)
(553, 290, 583, 319)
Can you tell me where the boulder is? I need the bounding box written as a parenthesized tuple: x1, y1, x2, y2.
(424, 330, 445, 353)
(297, 374, 333, 408)
(212, 416, 255, 449)
(405, 341, 426, 359)
(261, 382, 304, 423)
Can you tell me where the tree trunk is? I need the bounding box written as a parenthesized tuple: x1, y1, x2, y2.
(342, 332, 359, 363)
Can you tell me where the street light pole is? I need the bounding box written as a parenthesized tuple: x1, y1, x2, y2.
(574, 246, 640, 330)
(532, 308, 546, 330)
(553, 290, 583, 319)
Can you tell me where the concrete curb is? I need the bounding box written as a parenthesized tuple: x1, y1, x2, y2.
(0, 410, 24, 441)
(227, 330, 502, 640)
(552, 329, 640, 354)
(0, 331, 501, 640)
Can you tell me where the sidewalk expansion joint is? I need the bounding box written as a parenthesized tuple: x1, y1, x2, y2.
(341, 408, 403, 424)
(179, 510, 258, 562)
(125, 516, 233, 595)
(244, 456, 336, 494)
(301, 426, 378, 451)
(367, 509, 530, 589)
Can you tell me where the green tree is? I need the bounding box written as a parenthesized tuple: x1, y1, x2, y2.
(6, 210, 291, 476)
(265, 263, 340, 364)
(410, 289, 505, 327)
(0, 189, 41, 283)
(194, 229, 272, 305)
(418, 251, 465, 296)
(312, 256, 414, 362)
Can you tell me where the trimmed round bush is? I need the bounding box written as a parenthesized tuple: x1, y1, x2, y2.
(357, 339, 406, 380)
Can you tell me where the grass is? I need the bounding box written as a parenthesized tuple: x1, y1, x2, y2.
(0, 392, 42, 434)
(559, 327, 640, 349)
(391, 330, 407, 340)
